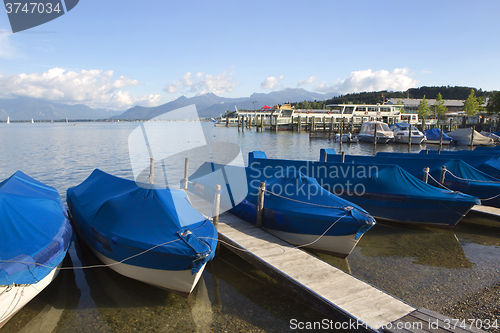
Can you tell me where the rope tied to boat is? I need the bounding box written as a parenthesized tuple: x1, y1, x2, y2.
(444, 169, 500, 184)
(425, 169, 500, 202)
(0, 238, 182, 271)
(262, 188, 354, 212)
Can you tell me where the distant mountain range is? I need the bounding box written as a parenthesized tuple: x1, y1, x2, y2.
(0, 97, 122, 121)
(115, 88, 334, 120)
(0, 88, 337, 121)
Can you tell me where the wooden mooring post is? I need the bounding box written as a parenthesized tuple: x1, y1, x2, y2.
(212, 184, 221, 226)
(256, 182, 265, 228)
(183, 157, 189, 190)
(440, 165, 447, 184)
(373, 123, 377, 147)
(423, 166, 430, 183)
(149, 157, 154, 184)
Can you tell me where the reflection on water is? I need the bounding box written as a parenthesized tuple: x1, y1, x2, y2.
(0, 122, 499, 332)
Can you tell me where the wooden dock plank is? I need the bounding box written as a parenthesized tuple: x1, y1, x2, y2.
(469, 205, 500, 222)
(215, 216, 416, 332)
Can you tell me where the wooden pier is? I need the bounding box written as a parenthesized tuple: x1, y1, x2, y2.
(186, 192, 484, 333)
(469, 205, 500, 222)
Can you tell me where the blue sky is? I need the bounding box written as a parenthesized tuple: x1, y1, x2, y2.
(1, 0, 499, 110)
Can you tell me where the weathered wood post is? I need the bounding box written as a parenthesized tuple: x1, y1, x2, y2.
(440, 165, 447, 184)
(439, 125, 443, 152)
(449, 118, 453, 132)
(322, 150, 327, 162)
(226, 115, 229, 127)
(470, 126, 475, 148)
(212, 184, 221, 227)
(339, 119, 343, 152)
(256, 182, 265, 228)
(298, 116, 301, 132)
(423, 166, 430, 183)
(341, 151, 345, 163)
(311, 116, 315, 132)
(237, 115, 241, 132)
(422, 117, 425, 131)
(330, 116, 334, 135)
(149, 157, 154, 184)
(183, 157, 189, 190)
(373, 122, 377, 147)
(408, 124, 412, 150)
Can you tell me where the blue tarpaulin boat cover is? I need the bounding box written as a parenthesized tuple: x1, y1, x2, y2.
(419, 150, 500, 179)
(250, 151, 479, 226)
(67, 169, 218, 274)
(0, 171, 73, 285)
(423, 128, 452, 142)
(188, 162, 375, 238)
(325, 152, 498, 207)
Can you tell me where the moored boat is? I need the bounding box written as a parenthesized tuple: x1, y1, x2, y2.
(390, 123, 426, 144)
(1, 171, 73, 329)
(67, 169, 218, 297)
(358, 121, 394, 143)
(422, 128, 453, 145)
(446, 128, 495, 146)
(326, 151, 500, 208)
(249, 151, 479, 228)
(186, 162, 376, 258)
(335, 132, 359, 143)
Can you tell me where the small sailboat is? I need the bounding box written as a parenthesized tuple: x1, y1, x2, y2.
(31, 118, 34, 124)
(6, 116, 9, 124)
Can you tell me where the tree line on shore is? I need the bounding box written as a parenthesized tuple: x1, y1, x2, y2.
(291, 86, 500, 118)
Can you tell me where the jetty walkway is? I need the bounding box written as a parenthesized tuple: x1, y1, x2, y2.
(186, 192, 485, 333)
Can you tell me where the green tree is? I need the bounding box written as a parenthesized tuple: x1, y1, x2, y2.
(463, 89, 480, 116)
(418, 95, 430, 118)
(397, 99, 405, 114)
(434, 93, 448, 119)
(487, 91, 500, 115)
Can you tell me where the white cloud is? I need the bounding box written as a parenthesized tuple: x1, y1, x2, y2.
(0, 31, 20, 60)
(297, 76, 318, 87)
(0, 68, 163, 109)
(164, 70, 239, 96)
(334, 68, 418, 94)
(261, 75, 284, 90)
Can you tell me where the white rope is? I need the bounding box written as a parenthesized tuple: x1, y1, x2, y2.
(0, 238, 182, 271)
(444, 169, 500, 184)
(200, 212, 350, 252)
(426, 170, 500, 202)
(263, 189, 354, 211)
(0, 285, 24, 322)
(426, 171, 455, 191)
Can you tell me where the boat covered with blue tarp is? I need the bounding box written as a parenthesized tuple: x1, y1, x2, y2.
(67, 169, 218, 297)
(1, 171, 73, 328)
(419, 150, 500, 179)
(422, 128, 453, 144)
(187, 162, 376, 258)
(325, 151, 499, 208)
(249, 151, 479, 228)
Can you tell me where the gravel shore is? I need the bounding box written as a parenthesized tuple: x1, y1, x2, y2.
(441, 282, 500, 333)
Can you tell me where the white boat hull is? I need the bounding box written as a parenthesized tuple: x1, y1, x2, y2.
(263, 228, 360, 258)
(358, 135, 393, 144)
(0, 263, 62, 329)
(425, 140, 451, 145)
(89, 246, 206, 297)
(394, 135, 425, 144)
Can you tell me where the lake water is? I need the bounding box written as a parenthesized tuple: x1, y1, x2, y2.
(1, 121, 499, 333)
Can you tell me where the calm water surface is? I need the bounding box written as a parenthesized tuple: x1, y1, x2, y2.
(1, 122, 499, 332)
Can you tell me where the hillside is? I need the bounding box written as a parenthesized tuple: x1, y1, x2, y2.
(0, 97, 122, 121)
